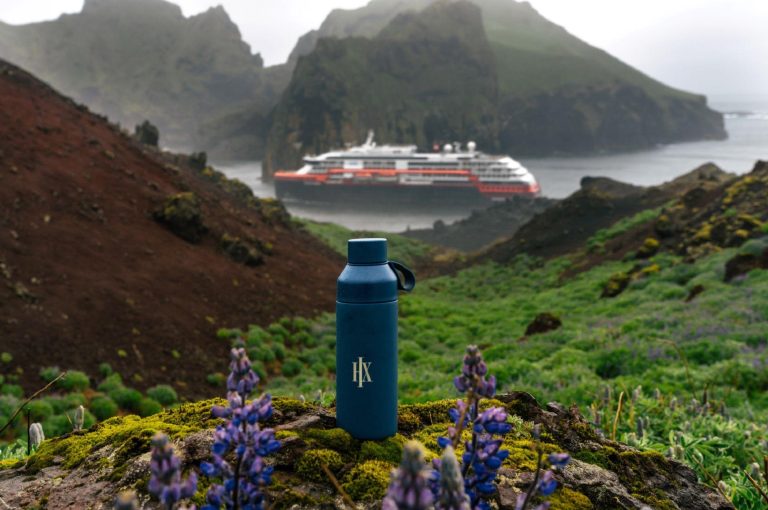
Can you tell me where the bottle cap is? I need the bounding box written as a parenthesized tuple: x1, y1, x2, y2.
(348, 238, 387, 264)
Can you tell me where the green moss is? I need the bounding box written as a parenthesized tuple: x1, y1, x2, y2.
(271, 397, 316, 418)
(341, 459, 394, 501)
(25, 400, 224, 474)
(301, 427, 356, 452)
(359, 434, 406, 463)
(548, 487, 594, 509)
(397, 409, 422, 432)
(573, 446, 618, 470)
(575, 448, 677, 508)
(296, 448, 344, 482)
(502, 439, 561, 471)
(0, 458, 22, 470)
(412, 423, 454, 454)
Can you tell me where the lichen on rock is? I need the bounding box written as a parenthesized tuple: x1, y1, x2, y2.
(0, 393, 732, 509)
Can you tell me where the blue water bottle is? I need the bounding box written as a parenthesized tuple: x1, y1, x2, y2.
(336, 238, 415, 439)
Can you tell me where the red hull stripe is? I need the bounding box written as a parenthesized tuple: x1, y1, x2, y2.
(273, 168, 540, 196)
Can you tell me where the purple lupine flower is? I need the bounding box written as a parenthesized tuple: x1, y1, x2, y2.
(454, 345, 496, 398)
(436, 446, 470, 510)
(383, 441, 434, 510)
(435, 346, 511, 510)
(537, 471, 557, 496)
(148, 432, 197, 510)
(201, 345, 280, 510)
(547, 453, 570, 471)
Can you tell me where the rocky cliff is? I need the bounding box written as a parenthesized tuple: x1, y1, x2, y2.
(265, 0, 725, 176)
(265, 1, 500, 175)
(0, 0, 288, 159)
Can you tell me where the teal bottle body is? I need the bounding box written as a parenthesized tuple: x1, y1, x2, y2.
(336, 239, 411, 440)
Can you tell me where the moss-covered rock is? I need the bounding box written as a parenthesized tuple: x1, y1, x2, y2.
(153, 192, 206, 243)
(0, 395, 731, 509)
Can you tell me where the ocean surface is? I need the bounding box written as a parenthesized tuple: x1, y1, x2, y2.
(217, 95, 768, 232)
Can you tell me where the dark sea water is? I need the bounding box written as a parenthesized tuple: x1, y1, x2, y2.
(217, 95, 768, 232)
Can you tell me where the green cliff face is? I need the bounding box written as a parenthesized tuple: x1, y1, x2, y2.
(0, 0, 286, 159)
(266, 1, 500, 174)
(267, 0, 725, 176)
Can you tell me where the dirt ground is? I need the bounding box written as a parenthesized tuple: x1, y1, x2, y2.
(0, 60, 343, 399)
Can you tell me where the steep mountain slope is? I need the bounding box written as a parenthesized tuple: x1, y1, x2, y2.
(0, 0, 288, 159)
(0, 59, 341, 397)
(266, 1, 501, 174)
(266, 0, 724, 175)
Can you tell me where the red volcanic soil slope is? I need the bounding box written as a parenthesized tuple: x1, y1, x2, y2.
(0, 60, 342, 398)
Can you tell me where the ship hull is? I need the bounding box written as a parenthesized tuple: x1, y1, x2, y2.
(274, 180, 537, 205)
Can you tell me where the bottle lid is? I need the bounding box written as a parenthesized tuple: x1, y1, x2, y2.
(348, 238, 387, 264)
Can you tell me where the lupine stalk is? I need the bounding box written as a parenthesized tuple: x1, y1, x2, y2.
(383, 440, 435, 510)
(434, 346, 510, 510)
(201, 345, 280, 510)
(436, 446, 470, 510)
(148, 432, 197, 510)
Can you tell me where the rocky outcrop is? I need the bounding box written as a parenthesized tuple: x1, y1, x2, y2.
(0, 395, 732, 509)
(402, 196, 557, 253)
(478, 163, 733, 264)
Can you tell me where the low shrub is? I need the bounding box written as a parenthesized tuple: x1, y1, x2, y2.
(146, 385, 178, 406)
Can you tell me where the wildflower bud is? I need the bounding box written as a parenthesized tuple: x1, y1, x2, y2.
(114, 490, 139, 510)
(718, 480, 730, 496)
(653, 388, 662, 401)
(750, 462, 762, 480)
(669, 397, 677, 410)
(148, 432, 197, 507)
(631, 385, 642, 403)
(673, 445, 684, 460)
(73, 405, 85, 431)
(437, 446, 470, 510)
(29, 422, 45, 448)
(532, 423, 542, 440)
(383, 441, 434, 510)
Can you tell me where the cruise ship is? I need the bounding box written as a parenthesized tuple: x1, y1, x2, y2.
(273, 132, 540, 205)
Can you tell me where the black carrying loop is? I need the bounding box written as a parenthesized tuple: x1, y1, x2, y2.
(388, 261, 416, 292)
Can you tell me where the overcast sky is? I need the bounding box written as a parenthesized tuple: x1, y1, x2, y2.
(1, 0, 766, 97)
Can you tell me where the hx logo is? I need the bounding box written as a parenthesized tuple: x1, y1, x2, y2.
(352, 356, 372, 388)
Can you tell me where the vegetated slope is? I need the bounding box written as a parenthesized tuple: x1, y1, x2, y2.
(0, 0, 288, 159)
(0, 59, 341, 398)
(265, 0, 500, 175)
(479, 163, 734, 264)
(266, 0, 725, 176)
(210, 160, 767, 505)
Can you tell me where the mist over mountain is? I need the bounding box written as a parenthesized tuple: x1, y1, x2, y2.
(264, 0, 725, 175)
(0, 0, 726, 168)
(0, 0, 289, 158)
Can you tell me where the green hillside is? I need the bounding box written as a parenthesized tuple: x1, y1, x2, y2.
(216, 163, 768, 506)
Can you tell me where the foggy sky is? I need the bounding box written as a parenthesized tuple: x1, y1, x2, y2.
(1, 0, 766, 97)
